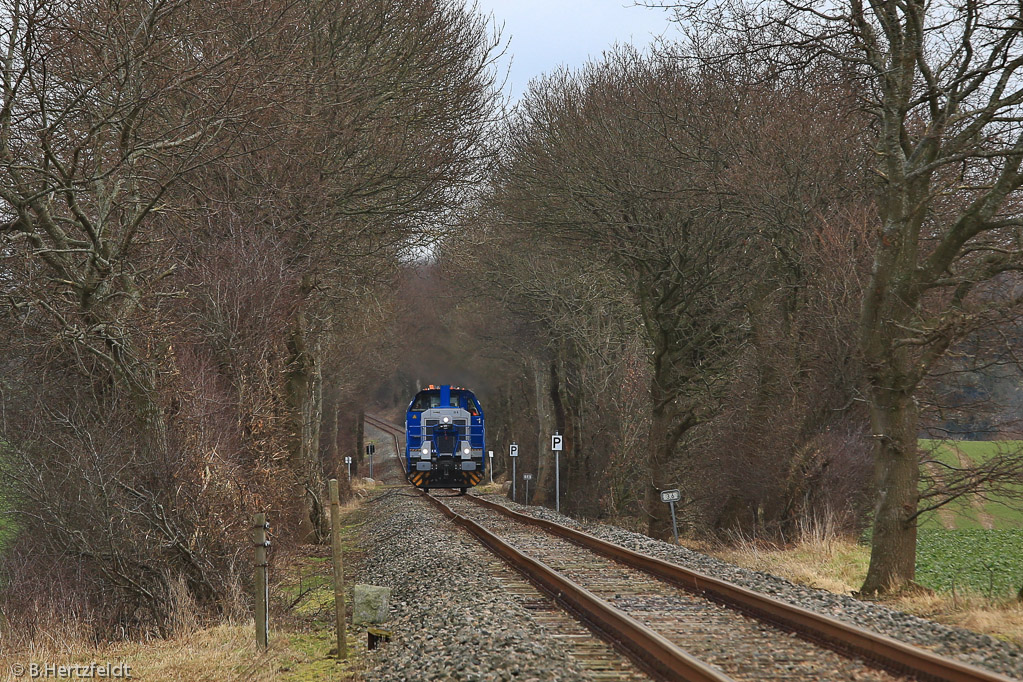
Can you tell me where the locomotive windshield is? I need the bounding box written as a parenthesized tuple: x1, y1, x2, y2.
(410, 389, 483, 414)
(410, 392, 441, 411)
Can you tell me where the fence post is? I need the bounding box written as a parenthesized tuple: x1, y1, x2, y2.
(329, 479, 348, 658)
(252, 513, 269, 650)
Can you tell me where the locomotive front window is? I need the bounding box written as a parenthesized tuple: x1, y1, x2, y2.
(411, 392, 441, 411)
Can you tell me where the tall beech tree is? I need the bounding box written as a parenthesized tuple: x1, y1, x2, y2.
(0, 0, 501, 636)
(660, 0, 1023, 593)
(495, 51, 750, 537)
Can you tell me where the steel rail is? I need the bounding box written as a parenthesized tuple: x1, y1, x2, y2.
(365, 415, 1015, 682)
(422, 491, 735, 682)
(464, 494, 1017, 682)
(366, 415, 730, 680)
(364, 413, 406, 476)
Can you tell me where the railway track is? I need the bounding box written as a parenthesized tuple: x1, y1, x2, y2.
(363, 412, 407, 483)
(363, 414, 1015, 682)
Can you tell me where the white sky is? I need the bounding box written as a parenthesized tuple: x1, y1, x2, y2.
(470, 1, 679, 102)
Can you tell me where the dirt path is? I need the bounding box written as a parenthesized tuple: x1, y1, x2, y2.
(951, 446, 996, 530)
(923, 459, 959, 529)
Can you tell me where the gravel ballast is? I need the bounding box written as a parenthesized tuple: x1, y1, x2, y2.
(360, 489, 625, 681)
(484, 494, 1023, 680)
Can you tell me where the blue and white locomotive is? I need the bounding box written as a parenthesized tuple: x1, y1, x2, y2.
(405, 385, 485, 491)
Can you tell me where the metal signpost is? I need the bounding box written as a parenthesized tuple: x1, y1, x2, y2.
(509, 443, 519, 501)
(660, 489, 682, 545)
(488, 451, 494, 484)
(523, 473, 533, 504)
(344, 456, 352, 480)
(366, 442, 376, 478)
(552, 432, 563, 513)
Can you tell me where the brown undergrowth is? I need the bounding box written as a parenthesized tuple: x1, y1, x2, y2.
(0, 481, 379, 681)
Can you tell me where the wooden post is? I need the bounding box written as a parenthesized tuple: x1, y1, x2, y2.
(329, 479, 348, 658)
(252, 513, 269, 650)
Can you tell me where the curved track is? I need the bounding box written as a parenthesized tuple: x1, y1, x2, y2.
(363, 412, 407, 482)
(362, 415, 1012, 682)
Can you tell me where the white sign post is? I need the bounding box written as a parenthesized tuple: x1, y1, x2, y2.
(509, 443, 519, 501)
(488, 450, 494, 484)
(660, 489, 682, 545)
(523, 473, 533, 504)
(552, 432, 563, 513)
(344, 456, 352, 480)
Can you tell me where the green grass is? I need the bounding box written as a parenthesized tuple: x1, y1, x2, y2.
(916, 528, 1023, 598)
(914, 439, 1023, 597)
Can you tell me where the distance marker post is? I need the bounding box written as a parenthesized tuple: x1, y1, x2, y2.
(252, 513, 270, 650)
(328, 479, 347, 659)
(344, 456, 352, 480)
(488, 450, 494, 484)
(660, 489, 682, 545)
(523, 473, 533, 504)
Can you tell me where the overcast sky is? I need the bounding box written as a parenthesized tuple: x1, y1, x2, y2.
(470, 1, 679, 102)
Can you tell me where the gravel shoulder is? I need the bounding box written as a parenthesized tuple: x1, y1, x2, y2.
(478, 493, 1023, 681)
(358, 488, 644, 682)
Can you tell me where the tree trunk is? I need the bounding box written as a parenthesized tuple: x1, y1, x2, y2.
(355, 408, 365, 478)
(644, 380, 674, 539)
(860, 385, 919, 595)
(858, 207, 925, 594)
(285, 284, 324, 543)
(120, 360, 171, 467)
(532, 358, 553, 506)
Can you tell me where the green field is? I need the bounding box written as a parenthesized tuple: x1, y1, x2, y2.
(916, 528, 1023, 598)
(918, 439, 1023, 530)
(915, 440, 1023, 598)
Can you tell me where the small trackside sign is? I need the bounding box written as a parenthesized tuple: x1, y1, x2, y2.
(510, 443, 518, 457)
(523, 473, 533, 481)
(660, 489, 681, 503)
(552, 434, 563, 451)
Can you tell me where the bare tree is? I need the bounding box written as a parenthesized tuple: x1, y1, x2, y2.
(493, 50, 752, 537)
(0, 0, 503, 638)
(656, 0, 1023, 593)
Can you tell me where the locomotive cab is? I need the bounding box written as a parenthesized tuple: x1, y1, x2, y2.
(406, 385, 485, 490)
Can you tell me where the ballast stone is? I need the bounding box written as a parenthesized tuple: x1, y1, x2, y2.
(354, 584, 392, 624)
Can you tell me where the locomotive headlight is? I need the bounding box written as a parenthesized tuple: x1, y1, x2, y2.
(463, 447, 470, 455)
(442, 416, 450, 423)
(420, 445, 430, 457)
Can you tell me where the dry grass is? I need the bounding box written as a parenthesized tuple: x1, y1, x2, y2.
(708, 523, 1023, 647)
(0, 623, 366, 682)
(0, 482, 378, 682)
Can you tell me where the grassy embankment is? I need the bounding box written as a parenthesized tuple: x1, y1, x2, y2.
(712, 439, 1023, 645)
(0, 480, 381, 682)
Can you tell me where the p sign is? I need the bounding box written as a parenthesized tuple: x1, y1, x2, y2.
(551, 434, 563, 451)
(509, 443, 519, 457)
(660, 489, 681, 503)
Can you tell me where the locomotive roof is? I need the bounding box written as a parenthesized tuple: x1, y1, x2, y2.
(416, 385, 478, 395)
